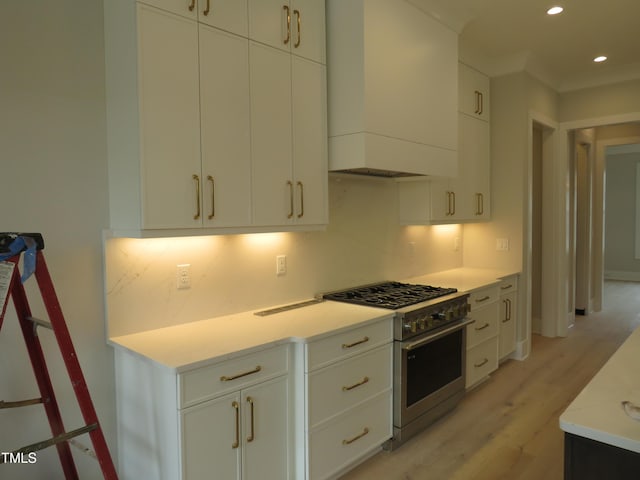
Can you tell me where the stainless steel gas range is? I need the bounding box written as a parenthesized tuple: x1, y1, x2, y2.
(324, 281, 472, 450)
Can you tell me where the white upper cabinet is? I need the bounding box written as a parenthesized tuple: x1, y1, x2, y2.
(248, 0, 325, 63)
(459, 62, 490, 121)
(105, 0, 327, 236)
(326, 0, 458, 177)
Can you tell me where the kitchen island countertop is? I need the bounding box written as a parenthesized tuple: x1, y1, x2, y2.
(109, 300, 393, 372)
(560, 325, 640, 453)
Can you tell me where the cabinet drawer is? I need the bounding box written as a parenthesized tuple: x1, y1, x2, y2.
(466, 337, 498, 389)
(466, 302, 499, 349)
(469, 284, 499, 308)
(308, 344, 392, 428)
(179, 345, 289, 408)
(309, 392, 392, 480)
(499, 275, 518, 294)
(306, 319, 393, 371)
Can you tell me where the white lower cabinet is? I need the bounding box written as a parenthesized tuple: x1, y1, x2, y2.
(299, 318, 394, 479)
(114, 344, 292, 480)
(181, 376, 290, 480)
(498, 275, 519, 360)
(465, 285, 500, 389)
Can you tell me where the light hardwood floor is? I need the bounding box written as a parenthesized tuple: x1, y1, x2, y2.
(341, 281, 640, 480)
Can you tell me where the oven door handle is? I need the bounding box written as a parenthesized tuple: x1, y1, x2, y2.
(402, 318, 475, 351)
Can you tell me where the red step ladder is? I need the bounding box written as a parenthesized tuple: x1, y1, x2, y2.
(0, 233, 118, 479)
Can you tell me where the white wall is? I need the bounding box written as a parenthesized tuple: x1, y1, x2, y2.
(604, 151, 640, 280)
(106, 176, 464, 337)
(0, 1, 115, 478)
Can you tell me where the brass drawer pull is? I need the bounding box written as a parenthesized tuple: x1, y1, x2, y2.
(203, 0, 210, 15)
(342, 376, 369, 392)
(231, 401, 240, 449)
(297, 181, 304, 218)
(193, 174, 201, 220)
(283, 5, 291, 45)
(220, 365, 262, 382)
(342, 336, 369, 349)
(500, 284, 513, 290)
(294, 9, 301, 48)
(342, 427, 369, 445)
(207, 175, 215, 219)
(287, 180, 294, 219)
(475, 295, 490, 303)
(188, 0, 195, 12)
(474, 358, 489, 368)
(246, 396, 255, 442)
(475, 322, 490, 331)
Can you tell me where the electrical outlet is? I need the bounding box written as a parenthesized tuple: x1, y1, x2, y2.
(496, 238, 510, 251)
(176, 264, 191, 289)
(276, 255, 287, 276)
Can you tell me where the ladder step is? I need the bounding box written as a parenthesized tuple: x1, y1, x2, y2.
(0, 397, 43, 409)
(0, 424, 98, 464)
(26, 316, 52, 330)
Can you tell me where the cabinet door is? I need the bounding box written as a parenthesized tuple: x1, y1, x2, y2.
(429, 178, 453, 222)
(199, 25, 252, 227)
(291, 56, 327, 225)
(181, 392, 241, 480)
(248, 0, 291, 53)
(250, 42, 293, 226)
(197, 0, 248, 36)
(459, 63, 490, 121)
(290, 0, 326, 63)
(499, 291, 517, 359)
(137, 4, 202, 229)
(459, 113, 490, 221)
(242, 376, 291, 480)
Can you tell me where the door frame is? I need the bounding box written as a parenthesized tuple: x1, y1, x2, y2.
(553, 112, 640, 337)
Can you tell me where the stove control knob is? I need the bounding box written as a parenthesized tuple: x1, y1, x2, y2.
(417, 318, 426, 330)
(432, 312, 446, 322)
(404, 321, 417, 333)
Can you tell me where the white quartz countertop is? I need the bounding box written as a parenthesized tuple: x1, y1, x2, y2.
(109, 300, 393, 372)
(404, 267, 520, 293)
(560, 326, 640, 453)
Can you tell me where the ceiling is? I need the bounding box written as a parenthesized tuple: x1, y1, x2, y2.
(416, 0, 640, 92)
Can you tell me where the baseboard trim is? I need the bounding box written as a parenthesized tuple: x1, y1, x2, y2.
(604, 270, 640, 282)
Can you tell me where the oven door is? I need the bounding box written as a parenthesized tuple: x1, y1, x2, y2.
(394, 319, 473, 428)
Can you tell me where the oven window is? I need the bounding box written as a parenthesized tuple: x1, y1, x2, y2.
(406, 329, 463, 407)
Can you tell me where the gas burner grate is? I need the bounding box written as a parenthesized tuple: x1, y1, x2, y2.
(323, 282, 457, 309)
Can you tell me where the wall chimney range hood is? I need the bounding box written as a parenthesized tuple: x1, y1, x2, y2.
(326, 0, 459, 179)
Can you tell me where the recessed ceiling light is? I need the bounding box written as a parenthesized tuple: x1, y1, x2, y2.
(547, 6, 564, 15)
(594, 56, 608, 63)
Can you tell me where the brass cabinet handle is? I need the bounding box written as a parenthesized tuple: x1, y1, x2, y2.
(475, 193, 484, 215)
(507, 298, 512, 320)
(297, 181, 304, 218)
(193, 174, 201, 220)
(287, 180, 294, 219)
(474, 90, 481, 114)
(475, 295, 490, 303)
(231, 401, 240, 449)
(474, 358, 489, 368)
(451, 191, 456, 215)
(342, 427, 369, 445)
(283, 5, 291, 45)
(207, 175, 215, 219)
(246, 396, 255, 442)
(342, 376, 369, 392)
(220, 365, 262, 382)
(446, 191, 452, 216)
(188, 0, 195, 12)
(342, 336, 369, 349)
(500, 284, 513, 290)
(203, 0, 210, 15)
(502, 298, 511, 322)
(479, 91, 484, 115)
(475, 322, 490, 331)
(294, 9, 301, 48)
